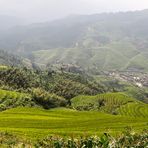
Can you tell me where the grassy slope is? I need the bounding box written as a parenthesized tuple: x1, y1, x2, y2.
(0, 107, 147, 140)
(32, 41, 148, 71)
(71, 93, 148, 117)
(126, 52, 148, 71)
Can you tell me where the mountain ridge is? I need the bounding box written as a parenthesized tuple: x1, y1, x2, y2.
(1, 9, 148, 71)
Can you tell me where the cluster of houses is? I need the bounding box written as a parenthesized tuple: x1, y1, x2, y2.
(107, 71, 148, 88)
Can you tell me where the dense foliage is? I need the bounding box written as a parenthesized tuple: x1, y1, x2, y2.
(0, 67, 106, 109)
(32, 88, 67, 109)
(0, 89, 37, 111)
(0, 50, 23, 66)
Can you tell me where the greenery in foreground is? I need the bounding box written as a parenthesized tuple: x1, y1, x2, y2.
(0, 128, 148, 147)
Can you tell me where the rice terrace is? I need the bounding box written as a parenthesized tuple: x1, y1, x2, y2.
(0, 89, 148, 147)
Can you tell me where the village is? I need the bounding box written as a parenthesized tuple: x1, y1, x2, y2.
(106, 71, 148, 88)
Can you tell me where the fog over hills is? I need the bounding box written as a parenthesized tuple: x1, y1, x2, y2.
(0, 15, 25, 31)
(1, 9, 148, 71)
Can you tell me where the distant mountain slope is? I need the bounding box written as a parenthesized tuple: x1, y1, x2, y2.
(1, 10, 148, 71)
(32, 41, 148, 71)
(0, 50, 32, 67)
(0, 50, 23, 66)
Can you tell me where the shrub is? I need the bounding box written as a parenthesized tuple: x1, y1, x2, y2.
(32, 88, 67, 109)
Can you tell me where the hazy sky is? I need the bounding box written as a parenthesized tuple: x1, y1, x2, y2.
(0, 0, 148, 23)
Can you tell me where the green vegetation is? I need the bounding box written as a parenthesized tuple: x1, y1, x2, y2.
(95, 76, 148, 103)
(0, 89, 69, 111)
(117, 102, 148, 118)
(124, 85, 148, 103)
(0, 89, 36, 111)
(0, 67, 106, 102)
(32, 42, 148, 72)
(71, 93, 148, 116)
(35, 128, 148, 148)
(32, 88, 67, 109)
(1, 129, 147, 147)
(0, 65, 8, 70)
(71, 93, 134, 112)
(0, 107, 147, 140)
(0, 49, 31, 68)
(0, 132, 31, 147)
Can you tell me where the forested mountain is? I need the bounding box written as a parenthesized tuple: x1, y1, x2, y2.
(0, 50, 31, 67)
(0, 50, 23, 66)
(1, 10, 148, 71)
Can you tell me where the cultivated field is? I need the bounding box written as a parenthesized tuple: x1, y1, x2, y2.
(0, 107, 147, 140)
(71, 93, 148, 117)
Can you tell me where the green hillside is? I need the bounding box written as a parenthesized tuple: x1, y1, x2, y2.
(0, 69, 148, 142)
(0, 90, 36, 111)
(126, 52, 148, 71)
(71, 93, 148, 117)
(0, 50, 32, 68)
(32, 41, 147, 71)
(31, 38, 148, 72)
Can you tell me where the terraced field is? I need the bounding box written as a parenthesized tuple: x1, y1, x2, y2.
(71, 93, 148, 117)
(0, 91, 148, 140)
(0, 107, 148, 140)
(117, 102, 148, 118)
(32, 42, 148, 72)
